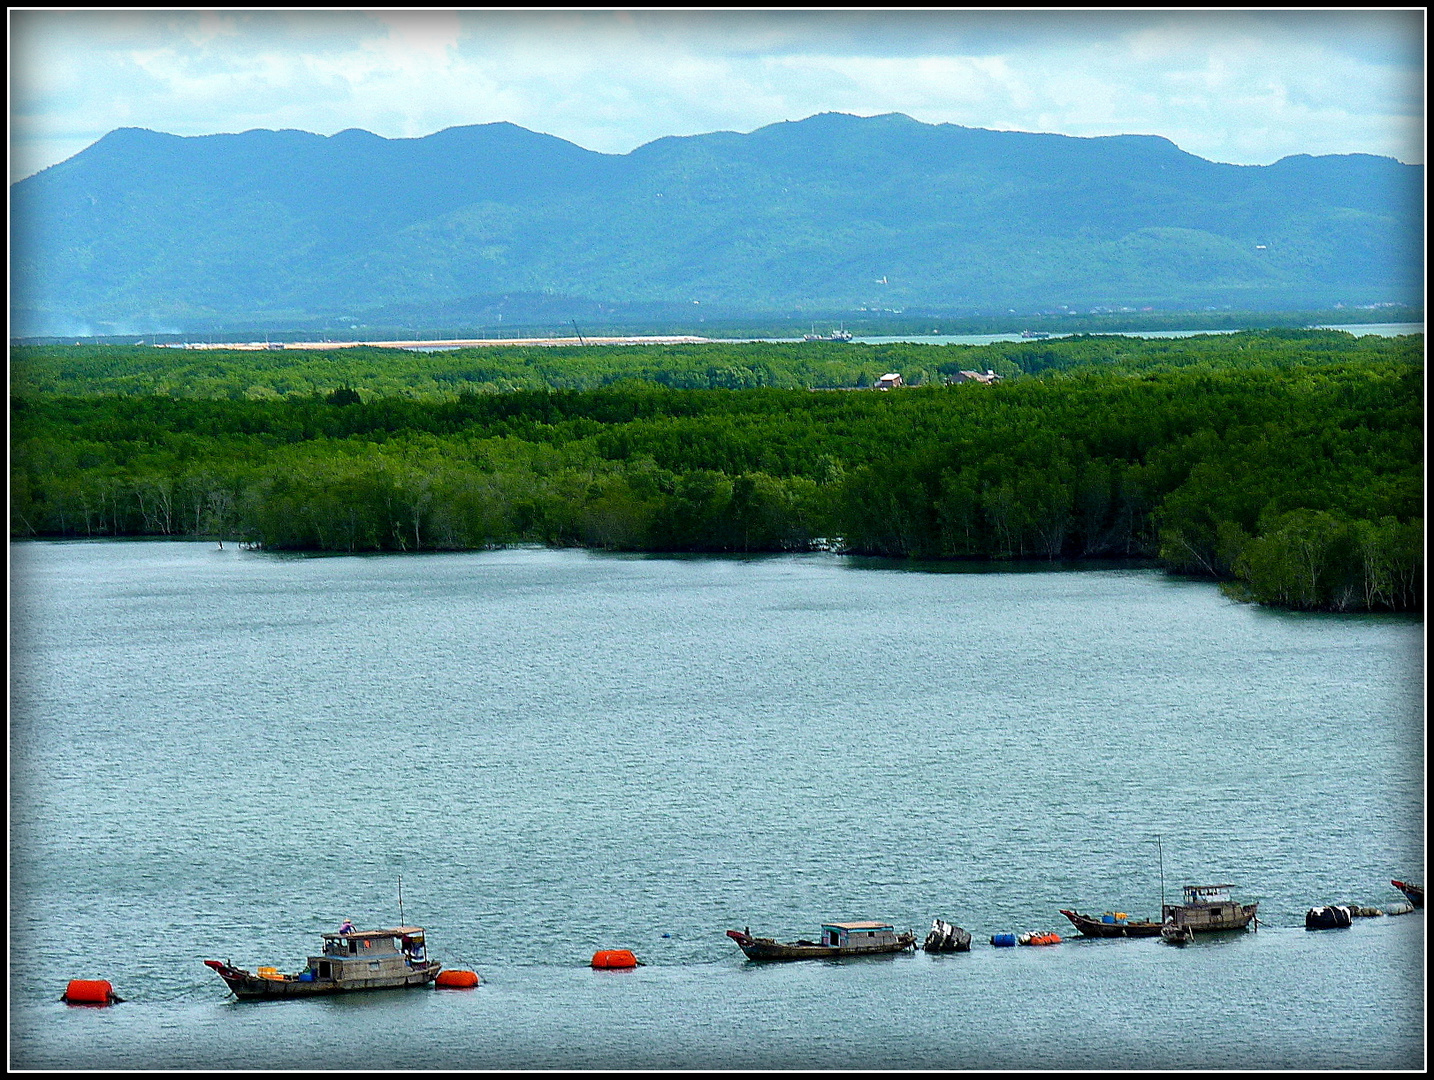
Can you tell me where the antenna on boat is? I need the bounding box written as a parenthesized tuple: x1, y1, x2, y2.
(398, 874, 405, 927)
(1156, 834, 1165, 913)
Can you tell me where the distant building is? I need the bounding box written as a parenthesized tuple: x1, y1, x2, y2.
(949, 369, 1002, 385)
(876, 372, 903, 390)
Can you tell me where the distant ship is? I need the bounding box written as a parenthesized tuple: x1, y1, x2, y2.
(804, 326, 854, 342)
(1020, 330, 1051, 339)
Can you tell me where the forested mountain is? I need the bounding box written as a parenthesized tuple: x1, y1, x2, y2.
(11, 112, 1422, 336)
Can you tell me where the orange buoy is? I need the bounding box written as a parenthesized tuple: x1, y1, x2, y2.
(63, 979, 122, 1005)
(434, 969, 481, 989)
(591, 949, 639, 969)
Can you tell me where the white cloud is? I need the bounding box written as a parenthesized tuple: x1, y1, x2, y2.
(8, 9, 1424, 183)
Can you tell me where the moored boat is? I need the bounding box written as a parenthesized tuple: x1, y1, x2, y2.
(1161, 884, 1258, 934)
(205, 925, 441, 999)
(726, 922, 916, 960)
(1391, 879, 1423, 908)
(1059, 909, 1164, 938)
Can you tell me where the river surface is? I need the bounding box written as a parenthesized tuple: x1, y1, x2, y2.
(841, 322, 1423, 345)
(9, 541, 1424, 1069)
(323, 323, 1425, 351)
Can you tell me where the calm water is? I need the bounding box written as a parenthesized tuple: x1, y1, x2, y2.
(346, 323, 1427, 351)
(844, 322, 1423, 345)
(9, 542, 1424, 1069)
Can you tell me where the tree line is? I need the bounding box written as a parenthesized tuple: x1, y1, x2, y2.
(10, 328, 1419, 398)
(9, 332, 1423, 612)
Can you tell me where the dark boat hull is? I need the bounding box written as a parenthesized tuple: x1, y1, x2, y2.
(1392, 880, 1424, 908)
(726, 930, 915, 961)
(205, 959, 441, 999)
(1060, 910, 1164, 938)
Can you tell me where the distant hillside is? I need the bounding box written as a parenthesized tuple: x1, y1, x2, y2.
(10, 112, 1423, 336)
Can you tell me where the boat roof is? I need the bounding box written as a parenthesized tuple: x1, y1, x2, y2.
(321, 926, 425, 939)
(823, 921, 894, 930)
(1184, 884, 1236, 891)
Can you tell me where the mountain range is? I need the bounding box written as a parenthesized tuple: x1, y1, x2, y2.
(10, 111, 1423, 337)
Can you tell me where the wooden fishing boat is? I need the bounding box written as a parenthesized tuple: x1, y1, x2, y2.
(1391, 880, 1423, 908)
(1059, 909, 1164, 938)
(726, 922, 915, 961)
(205, 925, 441, 999)
(1161, 884, 1258, 934)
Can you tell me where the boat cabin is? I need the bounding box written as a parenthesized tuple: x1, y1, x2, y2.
(310, 926, 428, 982)
(1162, 884, 1252, 931)
(820, 922, 900, 949)
(1181, 884, 1232, 905)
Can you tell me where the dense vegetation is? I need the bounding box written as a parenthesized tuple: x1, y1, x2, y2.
(9, 328, 1412, 398)
(10, 331, 1423, 613)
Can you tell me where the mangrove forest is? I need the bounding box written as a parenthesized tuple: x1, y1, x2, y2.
(9, 329, 1423, 613)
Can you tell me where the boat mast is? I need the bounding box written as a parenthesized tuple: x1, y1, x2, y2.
(398, 874, 405, 926)
(1156, 835, 1165, 913)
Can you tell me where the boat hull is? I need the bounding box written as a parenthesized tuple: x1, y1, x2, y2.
(205, 959, 441, 999)
(726, 930, 914, 961)
(1059, 910, 1164, 938)
(1392, 880, 1424, 908)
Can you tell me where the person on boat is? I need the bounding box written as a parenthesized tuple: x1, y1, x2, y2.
(339, 918, 355, 934)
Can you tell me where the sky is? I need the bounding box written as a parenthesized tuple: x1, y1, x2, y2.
(8, 8, 1426, 184)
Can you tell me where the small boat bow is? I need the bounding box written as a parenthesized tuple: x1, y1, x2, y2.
(1391, 880, 1423, 908)
(1060, 909, 1164, 938)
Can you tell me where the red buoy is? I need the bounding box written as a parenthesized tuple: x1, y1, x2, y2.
(591, 949, 639, 969)
(434, 969, 480, 989)
(63, 979, 122, 1005)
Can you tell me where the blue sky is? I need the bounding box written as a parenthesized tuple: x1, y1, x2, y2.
(9, 9, 1425, 183)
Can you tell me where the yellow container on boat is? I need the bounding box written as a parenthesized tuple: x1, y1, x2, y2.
(257, 966, 282, 980)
